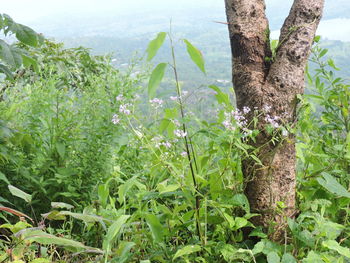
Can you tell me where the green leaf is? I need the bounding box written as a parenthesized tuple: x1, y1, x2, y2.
(30, 258, 51, 263)
(51, 202, 74, 210)
(30, 259, 51, 263)
(105, 215, 130, 242)
(14, 24, 38, 47)
(158, 184, 180, 194)
(322, 240, 350, 258)
(8, 185, 32, 203)
(281, 253, 297, 263)
(235, 217, 248, 230)
(319, 48, 328, 58)
(148, 63, 167, 99)
(98, 184, 109, 208)
(25, 230, 100, 252)
(145, 214, 163, 243)
(302, 251, 323, 263)
(22, 54, 39, 72)
(232, 194, 250, 213)
(56, 142, 66, 159)
(252, 240, 265, 255)
(328, 59, 340, 70)
(0, 63, 13, 80)
(146, 32, 166, 61)
(0, 171, 9, 184)
(173, 245, 201, 260)
(208, 85, 230, 106)
(267, 252, 280, 263)
(183, 39, 205, 74)
(314, 35, 321, 43)
(223, 212, 235, 228)
(317, 173, 350, 198)
(249, 227, 267, 238)
(59, 211, 107, 229)
(0, 40, 22, 69)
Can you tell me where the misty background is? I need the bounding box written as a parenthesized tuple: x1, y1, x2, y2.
(2, 0, 350, 91)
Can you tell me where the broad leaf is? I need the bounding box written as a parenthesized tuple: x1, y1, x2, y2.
(14, 24, 38, 47)
(322, 240, 350, 258)
(302, 251, 323, 263)
(235, 217, 248, 230)
(173, 245, 201, 260)
(183, 39, 205, 74)
(8, 185, 32, 203)
(22, 54, 39, 72)
(148, 63, 167, 99)
(281, 253, 297, 263)
(146, 32, 166, 61)
(317, 173, 350, 198)
(145, 214, 163, 243)
(0, 40, 22, 69)
(267, 252, 280, 263)
(0, 63, 13, 80)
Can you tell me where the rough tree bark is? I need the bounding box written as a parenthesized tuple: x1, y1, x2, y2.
(224, 0, 324, 240)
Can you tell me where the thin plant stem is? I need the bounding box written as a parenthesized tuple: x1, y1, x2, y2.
(168, 26, 203, 244)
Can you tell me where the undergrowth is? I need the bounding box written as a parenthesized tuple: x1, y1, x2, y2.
(0, 23, 349, 262)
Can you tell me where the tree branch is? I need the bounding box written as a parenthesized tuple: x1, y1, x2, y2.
(267, 0, 324, 100)
(224, 0, 271, 108)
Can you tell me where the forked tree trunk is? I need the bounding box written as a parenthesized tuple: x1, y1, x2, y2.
(224, 0, 324, 240)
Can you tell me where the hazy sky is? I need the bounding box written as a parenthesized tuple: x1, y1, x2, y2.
(2, 0, 350, 41)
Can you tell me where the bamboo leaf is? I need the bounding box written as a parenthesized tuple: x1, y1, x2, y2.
(145, 214, 163, 243)
(183, 39, 205, 74)
(173, 245, 201, 260)
(148, 63, 167, 99)
(0, 171, 9, 184)
(146, 32, 166, 61)
(8, 185, 32, 203)
(104, 215, 130, 243)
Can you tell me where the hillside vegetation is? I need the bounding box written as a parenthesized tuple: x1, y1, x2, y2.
(0, 15, 350, 263)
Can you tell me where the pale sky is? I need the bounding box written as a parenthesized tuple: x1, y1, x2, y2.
(2, 0, 350, 41)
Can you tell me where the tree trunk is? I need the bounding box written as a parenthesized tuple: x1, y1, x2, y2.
(224, 0, 324, 241)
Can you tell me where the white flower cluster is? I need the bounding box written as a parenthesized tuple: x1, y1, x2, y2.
(265, 114, 280, 128)
(222, 107, 250, 131)
(119, 103, 132, 115)
(149, 98, 164, 109)
(174, 129, 187, 138)
(111, 94, 132, 124)
(111, 114, 120, 125)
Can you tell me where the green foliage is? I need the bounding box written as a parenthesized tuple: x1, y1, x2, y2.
(0, 38, 143, 214)
(0, 14, 41, 80)
(148, 62, 167, 99)
(146, 32, 166, 61)
(0, 27, 349, 263)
